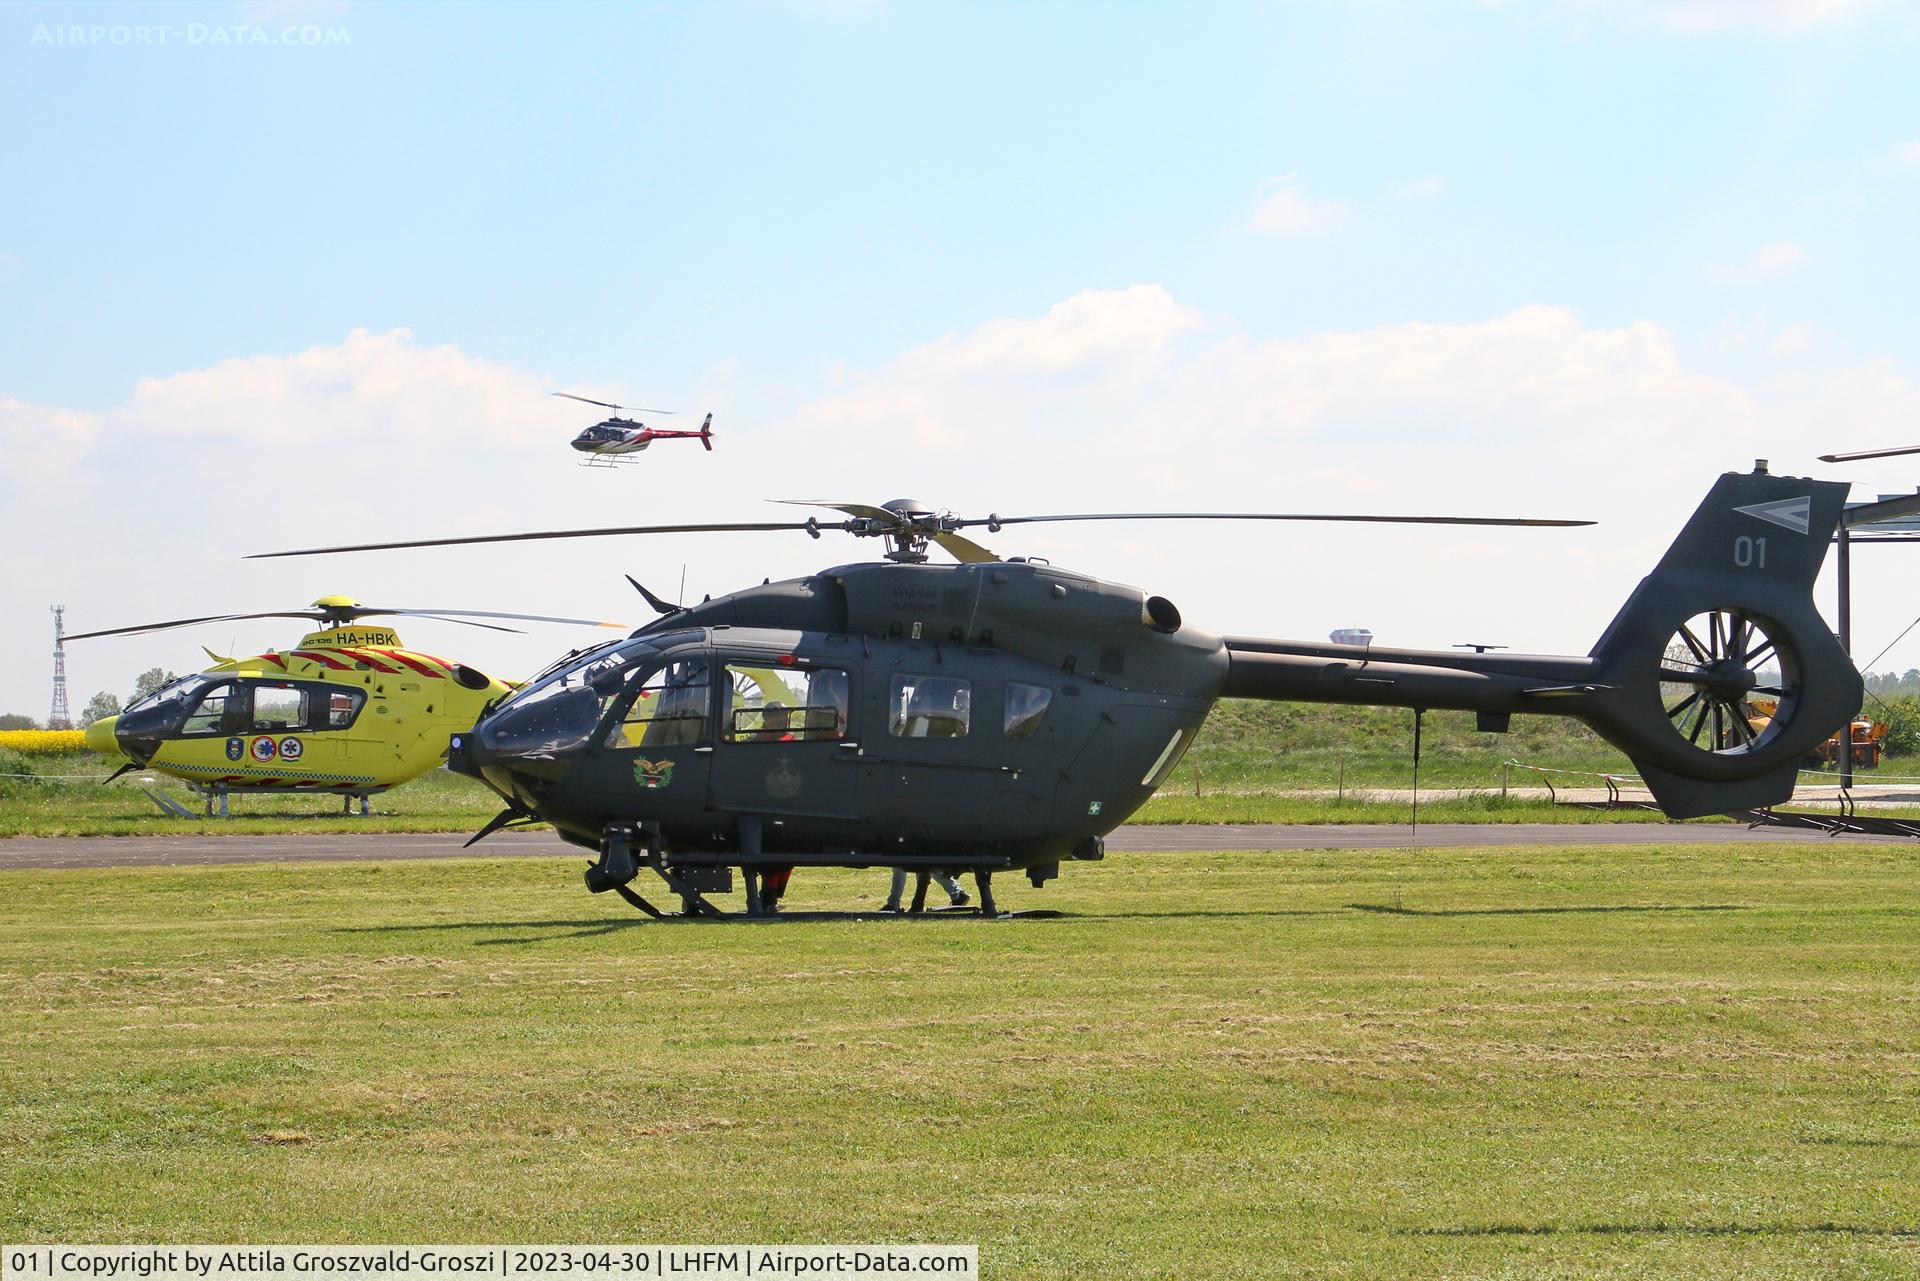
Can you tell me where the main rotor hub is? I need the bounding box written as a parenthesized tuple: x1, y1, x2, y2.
(845, 499, 966, 563)
(311, 594, 364, 627)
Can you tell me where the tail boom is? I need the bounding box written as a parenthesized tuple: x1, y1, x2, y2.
(1217, 467, 1861, 819)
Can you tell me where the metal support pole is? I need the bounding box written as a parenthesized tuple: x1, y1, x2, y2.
(1838, 525, 1854, 791)
(1410, 709, 1424, 836)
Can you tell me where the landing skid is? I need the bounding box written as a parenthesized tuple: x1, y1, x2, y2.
(582, 823, 1044, 920)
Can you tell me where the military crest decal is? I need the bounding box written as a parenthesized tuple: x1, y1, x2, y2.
(634, 758, 676, 790)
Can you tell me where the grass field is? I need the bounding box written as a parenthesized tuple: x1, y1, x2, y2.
(2, 843, 1915, 1278)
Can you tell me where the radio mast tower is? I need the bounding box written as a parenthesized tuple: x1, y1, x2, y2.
(49, 605, 72, 730)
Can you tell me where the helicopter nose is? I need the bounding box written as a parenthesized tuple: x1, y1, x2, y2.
(84, 715, 127, 759)
(570, 436, 595, 451)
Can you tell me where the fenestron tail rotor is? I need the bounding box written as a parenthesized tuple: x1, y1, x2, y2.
(65, 596, 627, 641)
(251, 498, 1594, 564)
(1657, 610, 1793, 754)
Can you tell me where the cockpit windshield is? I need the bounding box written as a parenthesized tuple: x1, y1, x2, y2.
(498, 637, 654, 710)
(123, 674, 213, 717)
(477, 637, 664, 758)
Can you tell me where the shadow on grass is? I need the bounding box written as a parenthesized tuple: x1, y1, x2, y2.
(1406, 1222, 1919, 1238)
(333, 909, 1078, 943)
(1086, 908, 1346, 921)
(1348, 902, 1746, 918)
(334, 917, 656, 942)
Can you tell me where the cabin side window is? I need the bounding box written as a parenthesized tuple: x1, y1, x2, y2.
(179, 683, 241, 736)
(723, 661, 850, 743)
(252, 683, 309, 732)
(606, 657, 712, 748)
(324, 687, 367, 729)
(889, 675, 971, 738)
(1003, 683, 1052, 739)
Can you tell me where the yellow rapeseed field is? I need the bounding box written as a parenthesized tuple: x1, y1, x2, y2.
(0, 729, 88, 754)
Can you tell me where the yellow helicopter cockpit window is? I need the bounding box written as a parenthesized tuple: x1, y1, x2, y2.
(179, 682, 243, 737)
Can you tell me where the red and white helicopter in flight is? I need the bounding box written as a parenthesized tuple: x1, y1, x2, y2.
(555, 392, 713, 466)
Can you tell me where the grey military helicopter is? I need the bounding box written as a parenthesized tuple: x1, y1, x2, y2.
(252, 465, 1860, 918)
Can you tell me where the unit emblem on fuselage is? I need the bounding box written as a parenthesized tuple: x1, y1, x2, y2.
(765, 756, 803, 800)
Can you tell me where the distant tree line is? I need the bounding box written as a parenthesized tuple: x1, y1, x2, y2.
(1864, 670, 1920, 698)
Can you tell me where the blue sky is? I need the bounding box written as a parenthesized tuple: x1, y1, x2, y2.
(3, 0, 1919, 714)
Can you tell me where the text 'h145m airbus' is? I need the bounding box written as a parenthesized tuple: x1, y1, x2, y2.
(251, 466, 1861, 919)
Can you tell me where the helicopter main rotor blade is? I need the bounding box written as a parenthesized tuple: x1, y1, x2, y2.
(771, 499, 898, 521)
(551, 392, 677, 415)
(1818, 445, 1920, 463)
(393, 610, 522, 629)
(64, 611, 326, 641)
(932, 531, 1001, 563)
(960, 511, 1595, 529)
(359, 607, 626, 629)
(248, 521, 831, 559)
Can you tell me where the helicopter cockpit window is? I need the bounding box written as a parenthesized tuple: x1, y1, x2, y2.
(251, 684, 309, 732)
(723, 661, 849, 743)
(124, 674, 204, 717)
(608, 658, 712, 748)
(889, 675, 970, 739)
(1003, 683, 1052, 740)
(479, 639, 664, 759)
(179, 683, 242, 737)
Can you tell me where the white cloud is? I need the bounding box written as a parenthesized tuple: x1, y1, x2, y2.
(1248, 176, 1348, 237)
(1708, 241, 1808, 284)
(1893, 139, 1920, 168)
(1770, 323, 1814, 356)
(10, 295, 1920, 715)
(1575, 0, 1892, 32)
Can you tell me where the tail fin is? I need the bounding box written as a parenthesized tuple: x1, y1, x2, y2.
(1583, 466, 1859, 817)
(1216, 464, 1861, 820)
(700, 413, 713, 451)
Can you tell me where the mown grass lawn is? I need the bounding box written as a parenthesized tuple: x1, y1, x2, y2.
(1, 843, 1915, 1278)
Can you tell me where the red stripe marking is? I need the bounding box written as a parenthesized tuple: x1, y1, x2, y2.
(370, 648, 446, 679)
(308, 647, 400, 673)
(290, 649, 353, 670)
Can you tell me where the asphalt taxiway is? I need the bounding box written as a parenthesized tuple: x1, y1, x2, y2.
(0, 821, 1905, 871)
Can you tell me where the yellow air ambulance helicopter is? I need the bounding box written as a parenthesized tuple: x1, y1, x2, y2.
(78, 595, 624, 815)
